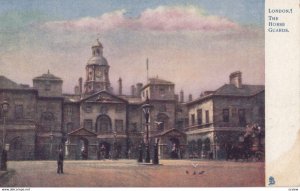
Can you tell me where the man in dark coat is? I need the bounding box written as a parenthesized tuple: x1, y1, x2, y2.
(0, 149, 7, 171)
(57, 148, 64, 174)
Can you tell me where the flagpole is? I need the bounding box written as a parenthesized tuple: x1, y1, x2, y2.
(146, 58, 149, 82)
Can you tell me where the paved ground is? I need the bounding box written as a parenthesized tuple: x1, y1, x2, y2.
(0, 160, 264, 187)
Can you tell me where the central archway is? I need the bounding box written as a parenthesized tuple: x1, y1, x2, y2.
(77, 137, 89, 160)
(169, 137, 180, 159)
(98, 142, 111, 159)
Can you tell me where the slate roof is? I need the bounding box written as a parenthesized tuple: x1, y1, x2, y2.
(141, 77, 174, 90)
(0, 76, 31, 90)
(186, 84, 264, 105)
(214, 84, 264, 96)
(33, 70, 62, 81)
(63, 94, 81, 103)
(148, 78, 174, 85)
(119, 95, 142, 104)
(87, 56, 108, 66)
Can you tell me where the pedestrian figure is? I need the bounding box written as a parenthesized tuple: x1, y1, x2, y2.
(100, 144, 106, 160)
(152, 139, 159, 164)
(81, 147, 87, 160)
(127, 149, 131, 159)
(57, 148, 64, 174)
(0, 149, 7, 171)
(137, 144, 143, 162)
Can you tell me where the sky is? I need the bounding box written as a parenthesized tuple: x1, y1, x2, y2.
(0, 0, 264, 97)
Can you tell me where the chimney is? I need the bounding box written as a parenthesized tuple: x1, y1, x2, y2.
(229, 71, 242, 88)
(131, 85, 136, 96)
(180, 90, 184, 103)
(118, 78, 122, 95)
(136, 83, 143, 97)
(78, 77, 83, 94)
(175, 94, 179, 102)
(188, 94, 193, 102)
(74, 86, 79, 94)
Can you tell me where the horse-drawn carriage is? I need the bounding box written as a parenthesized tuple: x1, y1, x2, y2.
(226, 124, 264, 162)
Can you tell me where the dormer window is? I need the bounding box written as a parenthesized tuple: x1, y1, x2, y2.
(159, 87, 165, 94)
(45, 81, 51, 91)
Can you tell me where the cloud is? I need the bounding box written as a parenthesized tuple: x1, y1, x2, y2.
(43, 9, 127, 32)
(42, 5, 240, 32)
(135, 6, 239, 31)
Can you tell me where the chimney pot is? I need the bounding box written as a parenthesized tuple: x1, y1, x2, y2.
(229, 71, 242, 88)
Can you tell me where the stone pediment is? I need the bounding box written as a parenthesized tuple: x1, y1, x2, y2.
(151, 128, 186, 138)
(81, 91, 127, 104)
(68, 127, 97, 137)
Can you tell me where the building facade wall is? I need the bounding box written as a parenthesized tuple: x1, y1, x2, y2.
(0, 90, 37, 160)
(79, 102, 127, 134)
(187, 99, 214, 128)
(213, 92, 265, 128)
(33, 80, 62, 97)
(63, 103, 81, 134)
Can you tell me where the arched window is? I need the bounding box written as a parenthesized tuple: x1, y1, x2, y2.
(156, 113, 169, 131)
(96, 115, 112, 133)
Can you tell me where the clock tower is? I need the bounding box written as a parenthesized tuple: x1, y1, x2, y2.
(84, 39, 111, 94)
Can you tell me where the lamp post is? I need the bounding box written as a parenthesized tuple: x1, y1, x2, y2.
(113, 131, 117, 160)
(142, 96, 152, 163)
(213, 134, 218, 160)
(50, 131, 54, 160)
(1, 100, 9, 171)
(138, 132, 144, 163)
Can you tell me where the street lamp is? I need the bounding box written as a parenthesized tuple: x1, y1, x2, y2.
(113, 131, 117, 160)
(213, 134, 218, 160)
(142, 96, 152, 163)
(138, 131, 144, 163)
(1, 100, 9, 171)
(50, 131, 54, 160)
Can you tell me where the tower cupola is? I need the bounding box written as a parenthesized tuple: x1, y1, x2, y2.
(84, 39, 111, 94)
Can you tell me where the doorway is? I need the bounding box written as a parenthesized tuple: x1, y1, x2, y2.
(77, 137, 89, 160)
(99, 142, 111, 159)
(169, 137, 180, 159)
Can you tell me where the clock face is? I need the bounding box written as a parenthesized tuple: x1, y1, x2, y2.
(95, 71, 103, 81)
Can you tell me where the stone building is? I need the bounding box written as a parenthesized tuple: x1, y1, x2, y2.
(185, 71, 265, 159)
(0, 40, 264, 161)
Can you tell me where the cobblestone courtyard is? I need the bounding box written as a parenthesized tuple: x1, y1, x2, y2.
(0, 160, 264, 187)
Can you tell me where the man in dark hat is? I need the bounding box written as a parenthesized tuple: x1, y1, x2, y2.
(0, 149, 7, 171)
(57, 148, 64, 174)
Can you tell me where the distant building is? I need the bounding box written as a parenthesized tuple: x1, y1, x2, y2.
(0, 41, 264, 160)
